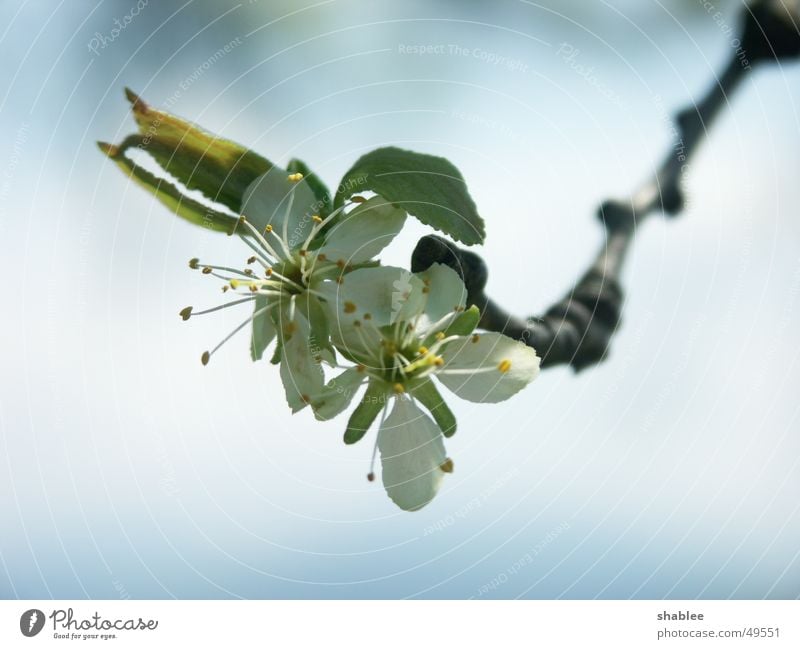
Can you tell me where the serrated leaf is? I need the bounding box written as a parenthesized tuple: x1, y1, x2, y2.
(334, 146, 485, 245)
(97, 142, 238, 233)
(99, 89, 271, 232)
(125, 89, 271, 213)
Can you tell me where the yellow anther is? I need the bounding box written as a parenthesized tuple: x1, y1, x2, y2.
(230, 279, 240, 289)
(418, 346, 428, 355)
(287, 172, 304, 182)
(356, 364, 366, 373)
(343, 301, 357, 314)
(202, 266, 212, 274)
(201, 351, 210, 366)
(265, 268, 273, 277)
(247, 256, 256, 264)
(393, 383, 405, 394)
(264, 224, 273, 233)
(317, 253, 327, 262)
(440, 458, 454, 473)
(312, 215, 322, 223)
(434, 356, 444, 366)
(435, 332, 445, 341)
(498, 359, 512, 373)
(471, 334, 480, 343)
(188, 258, 200, 269)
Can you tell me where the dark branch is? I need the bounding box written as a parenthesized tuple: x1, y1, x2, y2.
(412, 0, 800, 371)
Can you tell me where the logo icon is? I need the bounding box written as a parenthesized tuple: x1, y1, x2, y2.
(20, 609, 45, 637)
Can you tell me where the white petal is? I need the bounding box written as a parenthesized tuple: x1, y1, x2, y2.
(416, 262, 468, 327)
(437, 332, 540, 403)
(250, 295, 277, 361)
(279, 311, 324, 412)
(316, 197, 406, 265)
(318, 266, 426, 330)
(241, 169, 318, 251)
(311, 367, 366, 421)
(379, 396, 449, 511)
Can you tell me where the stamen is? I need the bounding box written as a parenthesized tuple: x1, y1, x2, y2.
(239, 216, 282, 261)
(343, 301, 357, 314)
(179, 297, 256, 320)
(281, 190, 296, 252)
(267, 268, 305, 293)
(201, 302, 276, 365)
(209, 262, 255, 278)
(189, 258, 200, 269)
(497, 359, 512, 373)
(287, 172, 303, 182)
(440, 458, 454, 473)
(299, 203, 349, 271)
(238, 234, 272, 268)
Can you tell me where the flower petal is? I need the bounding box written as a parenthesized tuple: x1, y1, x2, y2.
(241, 168, 318, 250)
(296, 293, 335, 365)
(279, 311, 324, 413)
(378, 396, 449, 511)
(437, 332, 540, 403)
(319, 265, 426, 330)
(311, 367, 367, 421)
(316, 196, 406, 265)
(416, 263, 468, 325)
(250, 295, 277, 361)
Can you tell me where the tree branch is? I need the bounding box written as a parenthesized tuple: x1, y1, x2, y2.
(411, 0, 800, 371)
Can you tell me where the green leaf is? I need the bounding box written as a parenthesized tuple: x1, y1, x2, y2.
(334, 147, 485, 245)
(97, 142, 239, 233)
(124, 89, 271, 213)
(344, 379, 386, 444)
(444, 304, 481, 337)
(288, 158, 332, 217)
(410, 379, 457, 438)
(99, 89, 272, 231)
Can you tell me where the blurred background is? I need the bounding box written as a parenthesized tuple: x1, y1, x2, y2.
(1, 0, 798, 599)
